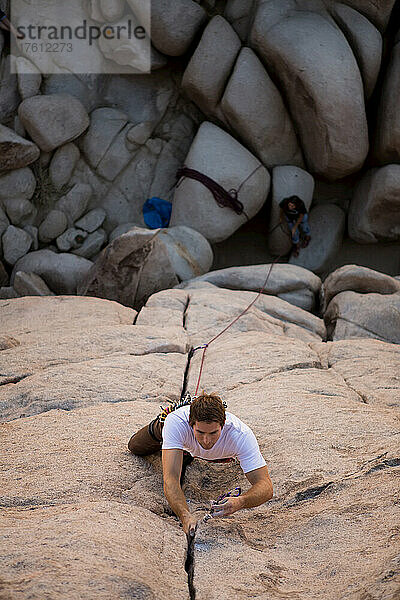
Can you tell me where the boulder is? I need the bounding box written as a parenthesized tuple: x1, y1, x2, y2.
(158, 226, 213, 282)
(0, 168, 36, 201)
(348, 165, 400, 243)
(169, 122, 270, 243)
(24, 225, 39, 251)
(250, 4, 369, 179)
(0, 205, 9, 246)
(55, 184, 92, 227)
(220, 47, 303, 169)
(338, 0, 396, 31)
(78, 227, 179, 309)
(0, 259, 8, 286)
(49, 143, 80, 191)
(15, 57, 42, 99)
(18, 94, 90, 152)
(325, 290, 400, 343)
(268, 165, 315, 256)
(100, 0, 126, 22)
(374, 39, 400, 163)
(177, 263, 322, 312)
(330, 3, 382, 99)
(38, 209, 68, 243)
(182, 16, 241, 122)
(149, 0, 207, 56)
(224, 0, 254, 40)
(72, 229, 107, 259)
(0, 125, 40, 171)
(80, 108, 131, 181)
(2, 225, 33, 265)
(290, 204, 346, 274)
(109, 222, 140, 242)
(57, 228, 88, 252)
(13, 271, 54, 296)
(2, 198, 37, 227)
(75, 208, 106, 233)
(11, 249, 93, 294)
(13, 116, 26, 138)
(0, 56, 19, 124)
(0, 286, 18, 299)
(322, 264, 400, 310)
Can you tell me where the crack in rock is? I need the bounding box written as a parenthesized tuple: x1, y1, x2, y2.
(185, 531, 196, 600)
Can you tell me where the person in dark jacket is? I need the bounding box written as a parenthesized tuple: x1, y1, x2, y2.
(279, 195, 311, 256)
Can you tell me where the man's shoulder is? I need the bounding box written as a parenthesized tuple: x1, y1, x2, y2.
(225, 412, 253, 437)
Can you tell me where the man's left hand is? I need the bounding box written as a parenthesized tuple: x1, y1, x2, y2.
(210, 496, 243, 517)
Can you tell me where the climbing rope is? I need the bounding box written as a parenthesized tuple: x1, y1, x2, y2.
(193, 252, 286, 396)
(174, 164, 263, 220)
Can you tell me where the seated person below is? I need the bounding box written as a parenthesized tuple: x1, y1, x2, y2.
(128, 392, 273, 535)
(279, 195, 311, 256)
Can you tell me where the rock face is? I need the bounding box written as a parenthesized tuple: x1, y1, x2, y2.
(0, 289, 399, 600)
(169, 122, 270, 243)
(250, 3, 369, 180)
(18, 94, 90, 152)
(348, 165, 400, 243)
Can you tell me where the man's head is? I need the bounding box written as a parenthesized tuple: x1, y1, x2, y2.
(189, 392, 226, 450)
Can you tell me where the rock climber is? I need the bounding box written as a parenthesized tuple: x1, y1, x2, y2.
(128, 392, 273, 535)
(279, 195, 311, 257)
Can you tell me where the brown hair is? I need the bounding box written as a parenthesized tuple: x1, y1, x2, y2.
(189, 392, 226, 427)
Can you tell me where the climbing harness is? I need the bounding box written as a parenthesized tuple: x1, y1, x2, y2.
(158, 392, 227, 423)
(158, 392, 194, 423)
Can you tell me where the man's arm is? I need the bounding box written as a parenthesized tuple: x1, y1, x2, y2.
(210, 466, 273, 517)
(162, 448, 197, 534)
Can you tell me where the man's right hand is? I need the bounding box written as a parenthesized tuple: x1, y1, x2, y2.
(182, 513, 198, 536)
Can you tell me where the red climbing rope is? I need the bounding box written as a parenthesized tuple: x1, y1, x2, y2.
(193, 255, 284, 396)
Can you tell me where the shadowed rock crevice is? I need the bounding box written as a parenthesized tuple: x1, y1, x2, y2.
(0, 373, 32, 386)
(182, 295, 191, 330)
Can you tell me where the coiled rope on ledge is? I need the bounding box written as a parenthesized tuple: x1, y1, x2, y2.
(175, 164, 264, 220)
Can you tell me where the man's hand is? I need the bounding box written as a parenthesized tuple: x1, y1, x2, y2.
(210, 495, 243, 517)
(182, 513, 198, 536)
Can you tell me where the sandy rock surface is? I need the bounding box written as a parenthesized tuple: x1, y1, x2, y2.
(1, 288, 399, 600)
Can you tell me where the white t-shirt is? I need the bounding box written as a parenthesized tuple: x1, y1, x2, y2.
(162, 406, 266, 474)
